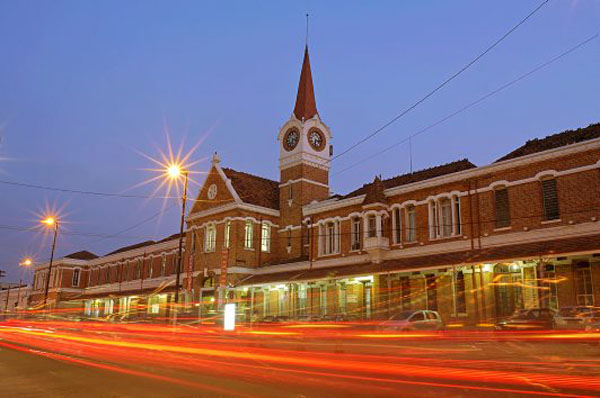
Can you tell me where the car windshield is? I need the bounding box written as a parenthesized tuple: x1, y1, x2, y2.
(390, 311, 415, 321)
(510, 309, 532, 319)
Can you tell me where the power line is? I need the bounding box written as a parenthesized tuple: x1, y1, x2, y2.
(331, 0, 551, 162)
(333, 31, 600, 177)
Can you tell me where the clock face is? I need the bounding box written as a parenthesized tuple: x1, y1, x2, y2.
(207, 184, 217, 200)
(308, 129, 325, 151)
(284, 129, 300, 151)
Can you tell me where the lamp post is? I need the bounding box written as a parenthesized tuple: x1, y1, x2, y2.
(41, 216, 59, 311)
(16, 258, 32, 312)
(166, 165, 189, 318)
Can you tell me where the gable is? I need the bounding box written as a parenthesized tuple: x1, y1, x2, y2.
(189, 165, 237, 215)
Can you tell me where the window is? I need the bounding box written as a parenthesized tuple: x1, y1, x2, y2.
(191, 229, 197, 253)
(261, 222, 271, 252)
(136, 259, 142, 279)
(320, 221, 340, 255)
(454, 197, 461, 235)
(244, 220, 254, 249)
(426, 274, 437, 311)
(393, 208, 401, 244)
(148, 257, 153, 279)
(161, 254, 166, 276)
(351, 217, 361, 251)
(367, 215, 377, 238)
(576, 262, 594, 306)
(104, 267, 109, 284)
(455, 270, 466, 315)
(410, 312, 425, 322)
(541, 178, 559, 220)
(205, 224, 216, 252)
(405, 206, 416, 242)
(440, 198, 452, 237)
(429, 201, 439, 239)
(224, 221, 231, 248)
(494, 187, 510, 228)
(400, 276, 411, 310)
(88, 269, 92, 286)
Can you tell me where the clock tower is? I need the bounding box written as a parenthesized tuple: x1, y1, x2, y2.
(277, 46, 332, 258)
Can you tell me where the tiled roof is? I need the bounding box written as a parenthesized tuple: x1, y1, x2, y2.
(497, 123, 600, 162)
(64, 250, 98, 260)
(342, 159, 477, 199)
(223, 168, 280, 210)
(293, 46, 318, 121)
(106, 241, 157, 256)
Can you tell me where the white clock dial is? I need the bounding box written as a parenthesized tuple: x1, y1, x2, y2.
(308, 130, 324, 150)
(207, 184, 217, 200)
(285, 129, 299, 151)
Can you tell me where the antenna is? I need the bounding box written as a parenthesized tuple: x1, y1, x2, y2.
(305, 13, 309, 47)
(409, 136, 413, 173)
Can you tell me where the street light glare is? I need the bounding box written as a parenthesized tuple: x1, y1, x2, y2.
(41, 216, 56, 226)
(22, 258, 32, 266)
(167, 165, 182, 178)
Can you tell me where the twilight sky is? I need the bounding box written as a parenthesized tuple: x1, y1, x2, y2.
(0, 0, 599, 282)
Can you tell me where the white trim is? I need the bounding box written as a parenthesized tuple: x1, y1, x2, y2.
(279, 178, 329, 189)
(187, 202, 279, 222)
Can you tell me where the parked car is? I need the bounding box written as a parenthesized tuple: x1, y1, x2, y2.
(553, 306, 600, 330)
(495, 308, 556, 330)
(380, 310, 444, 331)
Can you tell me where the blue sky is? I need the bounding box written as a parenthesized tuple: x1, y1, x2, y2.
(0, 0, 599, 281)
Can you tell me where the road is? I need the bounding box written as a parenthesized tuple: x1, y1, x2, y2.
(1, 319, 600, 398)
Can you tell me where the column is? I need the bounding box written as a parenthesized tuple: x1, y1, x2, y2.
(375, 214, 382, 238)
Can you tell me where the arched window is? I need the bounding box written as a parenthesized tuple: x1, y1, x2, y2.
(261, 222, 271, 252)
(244, 220, 254, 249)
(205, 223, 216, 252)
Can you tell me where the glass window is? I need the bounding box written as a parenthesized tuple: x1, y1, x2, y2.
(410, 312, 425, 322)
(351, 217, 361, 250)
(72, 269, 80, 287)
(440, 198, 452, 237)
(261, 222, 271, 252)
(454, 197, 461, 235)
(205, 224, 216, 252)
(224, 221, 231, 248)
(542, 178, 560, 220)
(576, 262, 594, 306)
(393, 208, 401, 244)
(494, 188, 510, 228)
(161, 254, 166, 276)
(455, 270, 467, 314)
(405, 206, 416, 242)
(148, 258, 153, 279)
(367, 215, 377, 238)
(244, 220, 254, 249)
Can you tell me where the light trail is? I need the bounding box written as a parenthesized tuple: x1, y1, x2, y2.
(1, 319, 599, 397)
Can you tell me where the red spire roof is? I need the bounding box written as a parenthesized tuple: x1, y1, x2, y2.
(293, 46, 318, 121)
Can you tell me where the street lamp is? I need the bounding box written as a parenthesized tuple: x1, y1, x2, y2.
(166, 164, 189, 312)
(16, 258, 33, 311)
(41, 215, 59, 310)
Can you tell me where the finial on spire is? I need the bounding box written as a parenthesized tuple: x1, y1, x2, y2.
(305, 13, 309, 48)
(212, 151, 221, 165)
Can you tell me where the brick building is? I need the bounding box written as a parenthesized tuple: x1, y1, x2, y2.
(31, 46, 600, 325)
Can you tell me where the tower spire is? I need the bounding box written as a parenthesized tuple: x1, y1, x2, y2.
(293, 46, 318, 121)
